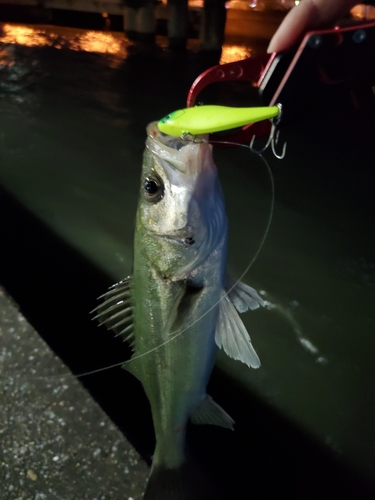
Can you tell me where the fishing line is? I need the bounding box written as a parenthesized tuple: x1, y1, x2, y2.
(0, 145, 274, 383)
(0, 359, 128, 382)
(94, 145, 275, 370)
(122, 146, 274, 366)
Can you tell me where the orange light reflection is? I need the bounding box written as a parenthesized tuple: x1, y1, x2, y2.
(1, 24, 256, 65)
(79, 31, 123, 54)
(220, 44, 253, 64)
(0, 24, 130, 57)
(1, 25, 49, 47)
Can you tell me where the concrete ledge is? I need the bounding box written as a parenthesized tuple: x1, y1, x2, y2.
(0, 288, 148, 499)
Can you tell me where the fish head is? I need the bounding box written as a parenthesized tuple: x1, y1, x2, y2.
(136, 122, 227, 280)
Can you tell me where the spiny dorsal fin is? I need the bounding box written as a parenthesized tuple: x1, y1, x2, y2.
(190, 395, 234, 430)
(91, 276, 134, 344)
(226, 277, 265, 313)
(215, 291, 261, 369)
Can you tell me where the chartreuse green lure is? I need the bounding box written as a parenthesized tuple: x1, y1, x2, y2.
(158, 105, 280, 137)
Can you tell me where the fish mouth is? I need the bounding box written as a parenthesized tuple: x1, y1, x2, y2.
(146, 121, 206, 175)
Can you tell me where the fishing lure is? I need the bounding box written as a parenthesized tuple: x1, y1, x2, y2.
(158, 105, 280, 137)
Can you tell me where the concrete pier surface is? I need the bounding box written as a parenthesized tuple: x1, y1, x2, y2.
(0, 287, 148, 500)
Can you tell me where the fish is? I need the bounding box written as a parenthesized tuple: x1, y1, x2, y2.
(93, 121, 264, 498)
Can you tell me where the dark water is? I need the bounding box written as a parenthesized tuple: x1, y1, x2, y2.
(0, 22, 374, 498)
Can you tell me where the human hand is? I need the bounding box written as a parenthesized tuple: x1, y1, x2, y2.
(267, 0, 359, 53)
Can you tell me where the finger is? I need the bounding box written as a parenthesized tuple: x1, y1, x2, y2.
(267, 0, 358, 53)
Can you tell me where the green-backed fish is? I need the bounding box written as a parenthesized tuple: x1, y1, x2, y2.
(93, 122, 264, 498)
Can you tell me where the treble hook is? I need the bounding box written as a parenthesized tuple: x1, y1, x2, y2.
(180, 132, 207, 143)
(250, 103, 287, 160)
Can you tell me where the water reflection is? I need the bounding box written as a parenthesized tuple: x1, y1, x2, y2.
(1, 24, 48, 47)
(78, 31, 126, 55)
(219, 44, 253, 64)
(0, 23, 131, 57)
(0, 22, 253, 64)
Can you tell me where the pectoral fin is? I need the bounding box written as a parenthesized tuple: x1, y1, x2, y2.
(91, 276, 134, 344)
(215, 291, 261, 369)
(190, 395, 234, 430)
(226, 277, 264, 313)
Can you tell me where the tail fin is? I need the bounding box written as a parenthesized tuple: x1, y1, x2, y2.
(143, 460, 222, 500)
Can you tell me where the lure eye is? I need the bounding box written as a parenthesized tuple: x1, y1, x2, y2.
(144, 176, 164, 202)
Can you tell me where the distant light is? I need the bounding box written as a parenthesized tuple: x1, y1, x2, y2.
(294, 0, 300, 5)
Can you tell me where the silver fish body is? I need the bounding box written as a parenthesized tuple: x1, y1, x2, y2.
(130, 123, 229, 469)
(94, 122, 264, 483)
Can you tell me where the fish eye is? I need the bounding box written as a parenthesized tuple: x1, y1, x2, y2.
(144, 176, 164, 202)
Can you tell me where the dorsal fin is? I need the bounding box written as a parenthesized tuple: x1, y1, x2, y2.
(91, 276, 134, 344)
